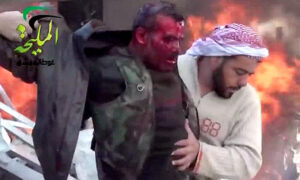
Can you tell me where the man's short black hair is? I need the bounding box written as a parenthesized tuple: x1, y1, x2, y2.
(132, 1, 184, 32)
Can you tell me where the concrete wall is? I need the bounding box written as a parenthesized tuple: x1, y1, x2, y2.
(103, 0, 189, 30)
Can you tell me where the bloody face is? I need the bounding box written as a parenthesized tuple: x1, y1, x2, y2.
(213, 56, 259, 98)
(143, 14, 184, 72)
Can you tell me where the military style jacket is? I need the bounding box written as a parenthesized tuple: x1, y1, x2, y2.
(85, 46, 155, 179)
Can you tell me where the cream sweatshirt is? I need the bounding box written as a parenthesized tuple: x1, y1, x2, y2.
(177, 54, 262, 180)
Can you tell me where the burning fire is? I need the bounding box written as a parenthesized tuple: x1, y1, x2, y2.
(186, 0, 258, 46)
(249, 43, 300, 129)
(0, 67, 37, 121)
(185, 0, 300, 179)
(0, 0, 299, 179)
(186, 0, 300, 129)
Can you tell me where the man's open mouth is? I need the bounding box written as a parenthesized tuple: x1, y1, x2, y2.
(166, 59, 176, 64)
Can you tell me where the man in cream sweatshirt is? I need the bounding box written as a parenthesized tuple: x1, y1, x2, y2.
(172, 23, 269, 180)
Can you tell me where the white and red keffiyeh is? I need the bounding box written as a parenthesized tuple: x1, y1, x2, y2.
(186, 23, 269, 58)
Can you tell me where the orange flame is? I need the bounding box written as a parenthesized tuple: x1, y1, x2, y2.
(0, 67, 36, 121)
(213, 0, 248, 24)
(0, 1, 299, 179)
(186, 21, 299, 129)
(249, 43, 300, 128)
(186, 0, 258, 45)
(185, 0, 300, 130)
(185, 1, 300, 178)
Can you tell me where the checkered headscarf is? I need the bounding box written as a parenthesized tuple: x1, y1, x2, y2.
(186, 23, 269, 59)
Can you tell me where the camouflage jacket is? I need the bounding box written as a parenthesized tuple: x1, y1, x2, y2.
(85, 46, 155, 179)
